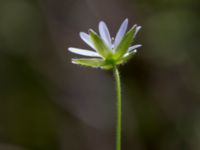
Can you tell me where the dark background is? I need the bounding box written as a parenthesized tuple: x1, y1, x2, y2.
(0, 0, 200, 150)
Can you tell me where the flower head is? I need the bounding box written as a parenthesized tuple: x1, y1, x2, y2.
(68, 18, 142, 69)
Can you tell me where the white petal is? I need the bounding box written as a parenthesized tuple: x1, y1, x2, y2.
(99, 21, 112, 48)
(124, 49, 137, 57)
(134, 26, 142, 38)
(80, 32, 96, 50)
(68, 47, 101, 57)
(113, 18, 128, 49)
(128, 44, 142, 52)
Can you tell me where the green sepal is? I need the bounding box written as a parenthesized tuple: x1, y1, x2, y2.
(114, 26, 136, 60)
(72, 58, 105, 68)
(116, 50, 137, 65)
(89, 30, 112, 59)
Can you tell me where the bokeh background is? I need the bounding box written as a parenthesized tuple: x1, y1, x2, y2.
(0, 0, 200, 150)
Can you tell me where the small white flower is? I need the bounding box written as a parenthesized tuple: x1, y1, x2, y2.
(68, 18, 142, 69)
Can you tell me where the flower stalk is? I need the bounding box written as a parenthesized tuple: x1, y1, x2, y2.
(114, 66, 122, 150)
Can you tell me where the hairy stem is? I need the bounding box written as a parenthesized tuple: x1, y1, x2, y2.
(114, 66, 122, 150)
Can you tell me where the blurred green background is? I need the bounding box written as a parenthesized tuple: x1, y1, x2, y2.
(0, 0, 200, 150)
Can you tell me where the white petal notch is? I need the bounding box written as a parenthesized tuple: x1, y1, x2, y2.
(68, 47, 101, 57)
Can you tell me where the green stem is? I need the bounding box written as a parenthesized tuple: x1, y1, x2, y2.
(114, 66, 122, 150)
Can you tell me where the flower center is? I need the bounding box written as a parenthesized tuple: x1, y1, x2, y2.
(105, 58, 116, 66)
(111, 37, 115, 50)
